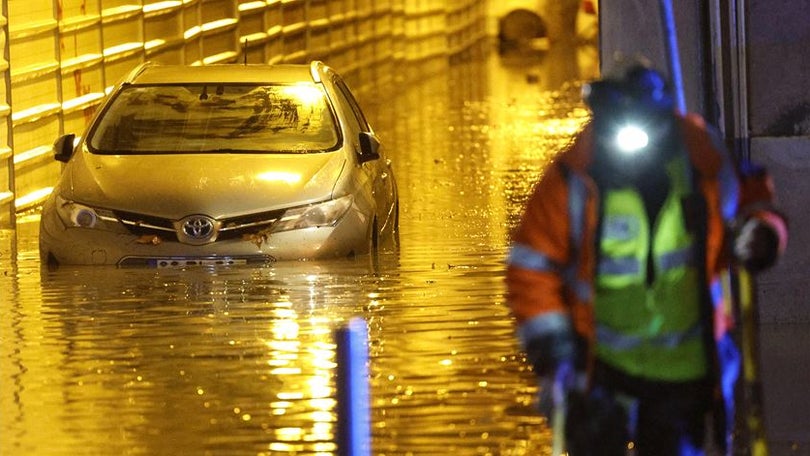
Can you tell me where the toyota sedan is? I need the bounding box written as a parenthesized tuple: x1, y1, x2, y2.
(39, 61, 398, 267)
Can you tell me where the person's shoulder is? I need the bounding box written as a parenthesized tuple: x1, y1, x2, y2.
(559, 122, 595, 171)
(681, 111, 707, 128)
(678, 112, 727, 175)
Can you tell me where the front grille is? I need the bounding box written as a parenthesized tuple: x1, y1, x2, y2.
(113, 208, 285, 243)
(114, 211, 177, 240)
(218, 209, 285, 240)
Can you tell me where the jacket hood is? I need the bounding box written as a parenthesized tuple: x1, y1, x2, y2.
(60, 149, 346, 219)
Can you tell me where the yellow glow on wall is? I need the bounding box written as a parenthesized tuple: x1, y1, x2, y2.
(277, 391, 305, 400)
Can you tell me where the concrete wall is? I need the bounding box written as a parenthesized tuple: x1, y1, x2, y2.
(747, 1, 810, 137)
(744, 0, 810, 321)
(599, 0, 810, 321)
(747, 0, 810, 322)
(753, 137, 810, 322)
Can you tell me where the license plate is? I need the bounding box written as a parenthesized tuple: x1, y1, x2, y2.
(151, 257, 249, 268)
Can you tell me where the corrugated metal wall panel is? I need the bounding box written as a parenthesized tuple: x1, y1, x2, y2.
(8, 0, 60, 213)
(0, 6, 12, 226)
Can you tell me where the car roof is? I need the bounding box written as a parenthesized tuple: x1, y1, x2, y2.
(123, 61, 329, 85)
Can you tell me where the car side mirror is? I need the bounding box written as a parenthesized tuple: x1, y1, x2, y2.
(54, 134, 76, 163)
(358, 131, 380, 163)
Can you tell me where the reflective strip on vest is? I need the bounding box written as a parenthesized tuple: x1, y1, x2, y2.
(518, 312, 572, 349)
(507, 243, 593, 303)
(508, 243, 560, 273)
(568, 172, 587, 249)
(598, 256, 641, 276)
(658, 245, 694, 271)
(598, 245, 697, 274)
(597, 322, 703, 351)
(566, 172, 593, 303)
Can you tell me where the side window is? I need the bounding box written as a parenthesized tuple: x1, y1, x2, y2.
(334, 77, 371, 132)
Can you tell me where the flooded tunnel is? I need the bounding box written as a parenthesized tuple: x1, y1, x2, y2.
(0, 1, 603, 454)
(0, 0, 597, 224)
(1, 0, 809, 454)
(4, 0, 810, 453)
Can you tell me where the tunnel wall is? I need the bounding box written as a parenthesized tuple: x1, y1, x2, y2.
(745, 0, 810, 322)
(598, 0, 706, 115)
(0, 0, 489, 228)
(599, 0, 810, 319)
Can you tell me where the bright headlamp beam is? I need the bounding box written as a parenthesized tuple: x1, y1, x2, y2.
(615, 125, 649, 154)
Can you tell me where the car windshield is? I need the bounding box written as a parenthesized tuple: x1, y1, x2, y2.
(87, 83, 340, 154)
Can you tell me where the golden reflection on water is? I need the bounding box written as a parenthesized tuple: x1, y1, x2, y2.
(1, 44, 593, 455)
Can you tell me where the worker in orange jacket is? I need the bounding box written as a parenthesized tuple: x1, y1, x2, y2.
(506, 62, 788, 456)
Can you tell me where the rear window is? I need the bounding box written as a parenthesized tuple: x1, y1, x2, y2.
(87, 83, 340, 154)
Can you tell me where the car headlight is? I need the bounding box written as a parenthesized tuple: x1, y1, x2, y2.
(272, 195, 354, 232)
(54, 195, 107, 228)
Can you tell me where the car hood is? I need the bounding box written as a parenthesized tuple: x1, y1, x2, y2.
(62, 150, 347, 219)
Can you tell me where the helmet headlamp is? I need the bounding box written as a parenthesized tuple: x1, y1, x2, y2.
(583, 65, 672, 157)
(615, 124, 649, 154)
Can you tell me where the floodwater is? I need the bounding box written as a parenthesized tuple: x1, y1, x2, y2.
(0, 43, 594, 455)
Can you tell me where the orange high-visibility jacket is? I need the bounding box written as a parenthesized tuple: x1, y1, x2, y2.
(506, 112, 788, 446)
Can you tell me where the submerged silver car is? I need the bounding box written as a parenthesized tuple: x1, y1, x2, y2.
(40, 61, 398, 267)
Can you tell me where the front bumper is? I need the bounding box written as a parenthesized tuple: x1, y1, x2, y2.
(39, 209, 370, 266)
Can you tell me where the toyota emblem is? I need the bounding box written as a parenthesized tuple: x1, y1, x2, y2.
(177, 215, 218, 244)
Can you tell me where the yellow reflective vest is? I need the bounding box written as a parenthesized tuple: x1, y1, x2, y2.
(594, 155, 706, 381)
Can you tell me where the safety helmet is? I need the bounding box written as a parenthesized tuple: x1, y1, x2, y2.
(584, 60, 678, 159)
(583, 62, 675, 115)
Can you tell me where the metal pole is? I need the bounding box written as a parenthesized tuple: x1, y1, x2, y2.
(335, 317, 371, 456)
(658, 0, 687, 113)
(729, 0, 751, 163)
